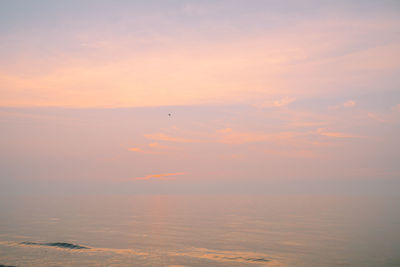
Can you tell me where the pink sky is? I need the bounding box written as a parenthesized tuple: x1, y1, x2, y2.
(0, 1, 399, 194)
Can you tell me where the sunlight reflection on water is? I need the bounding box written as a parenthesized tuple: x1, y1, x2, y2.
(0, 195, 399, 266)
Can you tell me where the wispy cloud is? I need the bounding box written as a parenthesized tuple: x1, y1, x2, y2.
(330, 100, 356, 109)
(1, 3, 399, 108)
(257, 97, 296, 108)
(368, 105, 400, 124)
(144, 133, 201, 143)
(148, 142, 178, 150)
(272, 97, 297, 107)
(264, 149, 318, 158)
(316, 128, 362, 138)
(367, 112, 390, 123)
(343, 100, 356, 108)
(128, 147, 142, 152)
(135, 172, 185, 180)
(145, 128, 304, 146)
(217, 130, 271, 144)
(392, 104, 400, 112)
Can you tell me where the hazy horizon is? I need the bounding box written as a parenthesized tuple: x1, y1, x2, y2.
(1, 103, 399, 196)
(1, 1, 400, 266)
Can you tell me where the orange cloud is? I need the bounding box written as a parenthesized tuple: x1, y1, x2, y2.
(135, 172, 185, 180)
(216, 128, 233, 134)
(144, 128, 305, 146)
(218, 131, 271, 144)
(148, 142, 178, 150)
(217, 128, 304, 145)
(343, 100, 356, 108)
(272, 97, 296, 107)
(145, 129, 273, 145)
(330, 100, 356, 109)
(128, 147, 142, 152)
(1, 15, 399, 108)
(148, 142, 162, 148)
(257, 97, 296, 108)
(264, 149, 318, 158)
(144, 133, 201, 143)
(316, 128, 361, 138)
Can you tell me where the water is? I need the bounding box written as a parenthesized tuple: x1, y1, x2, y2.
(0, 195, 399, 266)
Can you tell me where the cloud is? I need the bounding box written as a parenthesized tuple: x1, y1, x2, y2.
(135, 172, 185, 180)
(330, 100, 356, 109)
(148, 142, 178, 150)
(264, 149, 318, 158)
(272, 97, 296, 107)
(217, 131, 271, 144)
(216, 128, 306, 145)
(148, 142, 162, 148)
(145, 128, 304, 146)
(316, 128, 361, 138)
(1, 8, 399, 108)
(144, 133, 202, 143)
(343, 100, 356, 108)
(257, 97, 296, 108)
(367, 112, 390, 123)
(366, 104, 400, 124)
(216, 128, 233, 134)
(128, 147, 142, 152)
(128, 142, 179, 155)
(392, 104, 400, 112)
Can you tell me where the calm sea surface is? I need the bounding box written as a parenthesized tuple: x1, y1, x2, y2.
(0, 195, 399, 266)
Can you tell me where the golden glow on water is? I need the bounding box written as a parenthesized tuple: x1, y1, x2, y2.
(0, 195, 399, 266)
(0, 1, 399, 266)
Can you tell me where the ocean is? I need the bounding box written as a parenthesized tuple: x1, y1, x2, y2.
(0, 195, 399, 266)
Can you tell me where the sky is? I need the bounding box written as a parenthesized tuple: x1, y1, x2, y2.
(0, 0, 399, 195)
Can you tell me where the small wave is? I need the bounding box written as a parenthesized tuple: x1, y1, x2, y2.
(245, 257, 271, 262)
(21, 241, 89, 250)
(219, 256, 270, 263)
(173, 248, 280, 265)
